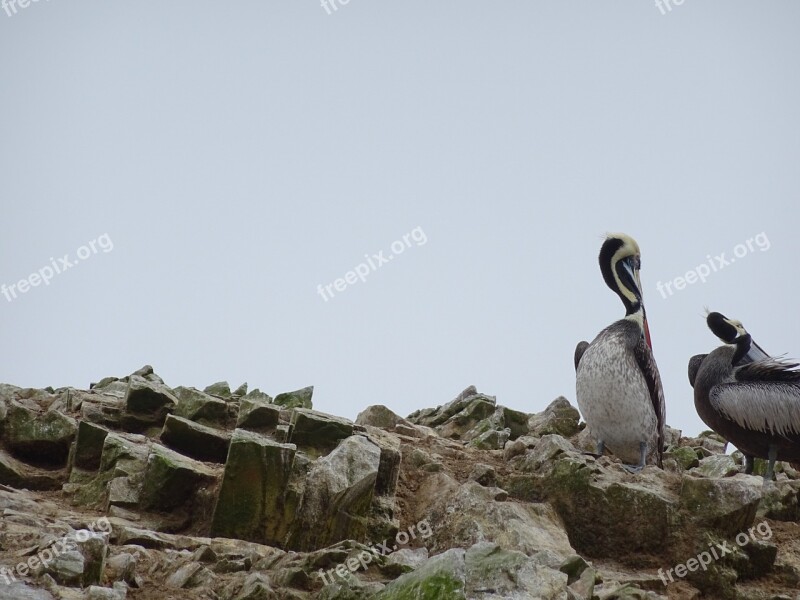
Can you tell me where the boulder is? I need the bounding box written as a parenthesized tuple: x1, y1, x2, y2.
(211, 429, 297, 545)
(160, 414, 231, 463)
(288, 435, 381, 551)
(274, 386, 314, 410)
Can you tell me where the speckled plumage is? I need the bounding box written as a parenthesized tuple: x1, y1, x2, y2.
(576, 319, 662, 465)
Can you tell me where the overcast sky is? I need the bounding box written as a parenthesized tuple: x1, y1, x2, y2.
(2, 1, 798, 438)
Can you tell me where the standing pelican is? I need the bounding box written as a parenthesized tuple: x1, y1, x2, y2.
(689, 311, 800, 480)
(575, 234, 665, 471)
(689, 311, 769, 474)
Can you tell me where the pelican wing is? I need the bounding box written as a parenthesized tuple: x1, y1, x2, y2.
(574, 341, 589, 372)
(710, 382, 800, 437)
(735, 358, 800, 383)
(688, 354, 707, 388)
(634, 338, 666, 464)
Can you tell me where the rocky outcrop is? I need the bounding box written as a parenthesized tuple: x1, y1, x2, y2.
(1, 375, 799, 599)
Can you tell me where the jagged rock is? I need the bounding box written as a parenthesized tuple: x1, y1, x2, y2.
(160, 414, 231, 463)
(468, 427, 510, 450)
(355, 405, 407, 430)
(211, 429, 297, 545)
(464, 542, 568, 599)
(526, 439, 677, 558)
(694, 454, 738, 478)
(104, 552, 137, 585)
(384, 547, 428, 576)
(527, 397, 581, 438)
(204, 381, 232, 399)
(416, 474, 574, 564)
(139, 444, 218, 512)
(0, 448, 67, 490)
(668, 446, 701, 471)
(375, 547, 466, 599)
(85, 584, 127, 600)
(274, 386, 314, 410)
(3, 402, 77, 467)
(236, 397, 280, 432)
(41, 529, 108, 587)
(0, 582, 57, 599)
(71, 421, 109, 470)
(173, 386, 229, 424)
(679, 475, 762, 536)
(289, 409, 353, 455)
(436, 395, 497, 440)
(468, 463, 497, 487)
(288, 435, 381, 551)
(758, 480, 800, 520)
(123, 376, 177, 432)
(232, 383, 248, 397)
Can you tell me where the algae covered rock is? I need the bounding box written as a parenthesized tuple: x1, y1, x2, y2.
(211, 428, 297, 545)
(288, 435, 381, 551)
(527, 396, 581, 438)
(274, 386, 314, 410)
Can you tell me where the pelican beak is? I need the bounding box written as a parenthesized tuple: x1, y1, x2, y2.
(643, 312, 653, 349)
(743, 338, 770, 364)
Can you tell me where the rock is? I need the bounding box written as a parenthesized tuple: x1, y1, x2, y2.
(104, 552, 137, 585)
(289, 409, 353, 456)
(436, 395, 497, 440)
(679, 475, 762, 536)
(274, 386, 314, 410)
(139, 444, 218, 512)
(232, 382, 248, 397)
(464, 542, 568, 599)
(3, 402, 77, 467)
(527, 397, 581, 438)
(669, 446, 701, 471)
(355, 405, 407, 430)
(375, 547, 467, 599)
(204, 381, 232, 399)
(0, 448, 67, 490)
(384, 547, 429, 575)
(160, 414, 231, 463)
(288, 435, 381, 551)
(211, 429, 297, 545)
(694, 455, 739, 478)
(41, 529, 108, 587)
(71, 421, 109, 471)
(123, 376, 177, 432)
(468, 463, 497, 487)
(86, 585, 127, 600)
(416, 475, 574, 564)
(468, 428, 510, 450)
(173, 386, 229, 424)
(0, 582, 57, 600)
(236, 398, 280, 432)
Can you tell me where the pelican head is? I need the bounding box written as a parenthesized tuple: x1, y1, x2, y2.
(706, 311, 747, 344)
(599, 233, 651, 346)
(706, 310, 768, 364)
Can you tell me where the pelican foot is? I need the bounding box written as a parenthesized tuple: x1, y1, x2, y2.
(623, 442, 648, 474)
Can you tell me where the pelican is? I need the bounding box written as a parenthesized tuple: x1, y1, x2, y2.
(575, 234, 665, 472)
(688, 311, 800, 480)
(688, 311, 770, 474)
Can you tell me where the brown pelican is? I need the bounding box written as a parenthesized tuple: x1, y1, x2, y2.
(575, 234, 665, 472)
(689, 311, 800, 480)
(689, 311, 770, 474)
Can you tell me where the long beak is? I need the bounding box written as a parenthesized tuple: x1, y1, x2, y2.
(742, 338, 770, 364)
(643, 312, 653, 349)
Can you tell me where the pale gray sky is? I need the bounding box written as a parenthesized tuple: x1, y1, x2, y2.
(2, 1, 798, 437)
